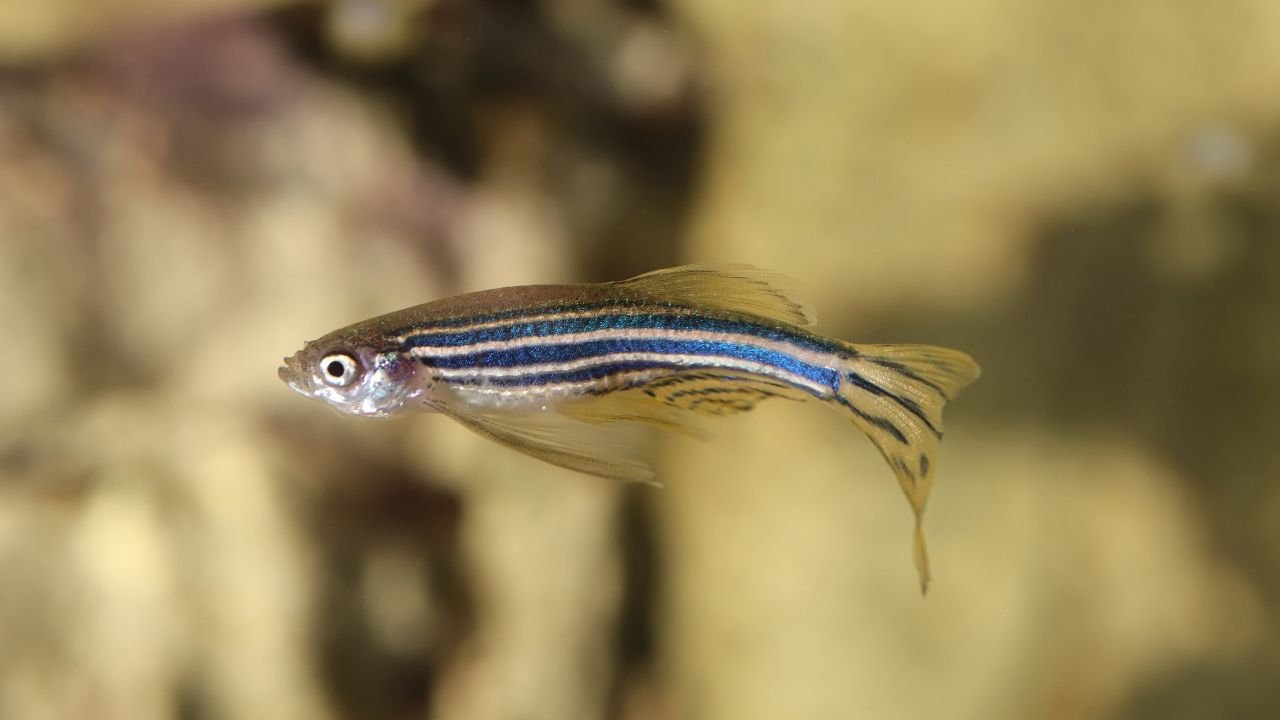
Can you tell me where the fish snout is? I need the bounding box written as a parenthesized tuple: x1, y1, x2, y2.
(278, 353, 308, 393)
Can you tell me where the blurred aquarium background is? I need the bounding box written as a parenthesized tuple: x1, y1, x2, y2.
(1, 1, 1278, 719)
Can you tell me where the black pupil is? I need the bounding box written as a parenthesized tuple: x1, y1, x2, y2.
(326, 359, 347, 379)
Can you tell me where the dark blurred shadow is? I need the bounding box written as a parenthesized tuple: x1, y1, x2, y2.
(267, 0, 705, 283)
(257, 3, 704, 716)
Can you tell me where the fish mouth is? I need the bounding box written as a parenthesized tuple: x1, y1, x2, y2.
(277, 354, 308, 395)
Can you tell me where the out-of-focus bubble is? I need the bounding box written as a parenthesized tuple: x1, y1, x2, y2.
(325, 0, 427, 63)
(1180, 124, 1255, 182)
(612, 20, 697, 116)
(1150, 125, 1257, 283)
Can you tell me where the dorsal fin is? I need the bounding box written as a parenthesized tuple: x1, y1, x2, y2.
(614, 264, 817, 327)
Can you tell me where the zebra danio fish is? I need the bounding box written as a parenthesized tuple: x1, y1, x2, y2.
(279, 265, 980, 592)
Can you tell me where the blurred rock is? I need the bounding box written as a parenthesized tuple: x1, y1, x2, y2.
(0, 14, 459, 720)
(0, 0, 295, 61)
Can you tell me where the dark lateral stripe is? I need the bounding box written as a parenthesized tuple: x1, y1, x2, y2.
(843, 372, 942, 438)
(442, 360, 723, 389)
(665, 385, 779, 401)
(863, 357, 951, 399)
(429, 338, 837, 386)
(402, 312, 840, 353)
(643, 372, 790, 392)
(833, 395, 909, 445)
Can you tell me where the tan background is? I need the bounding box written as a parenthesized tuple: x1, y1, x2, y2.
(0, 1, 1277, 718)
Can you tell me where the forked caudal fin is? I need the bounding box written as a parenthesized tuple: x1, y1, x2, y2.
(832, 343, 981, 594)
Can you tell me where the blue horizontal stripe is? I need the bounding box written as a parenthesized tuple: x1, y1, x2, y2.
(403, 312, 838, 353)
(446, 357, 838, 393)
(430, 338, 838, 388)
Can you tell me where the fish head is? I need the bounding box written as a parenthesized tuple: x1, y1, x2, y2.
(278, 335, 423, 417)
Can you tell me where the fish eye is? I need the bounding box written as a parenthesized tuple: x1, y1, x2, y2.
(320, 352, 360, 387)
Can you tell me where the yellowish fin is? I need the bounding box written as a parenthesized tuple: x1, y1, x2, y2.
(561, 370, 808, 432)
(429, 368, 814, 486)
(832, 343, 981, 594)
(430, 396, 658, 485)
(615, 264, 817, 327)
(635, 370, 809, 416)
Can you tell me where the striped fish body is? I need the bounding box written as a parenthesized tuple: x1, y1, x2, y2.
(401, 288, 848, 412)
(279, 266, 980, 591)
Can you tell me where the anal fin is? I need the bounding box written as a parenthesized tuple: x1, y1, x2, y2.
(561, 370, 808, 433)
(643, 371, 808, 416)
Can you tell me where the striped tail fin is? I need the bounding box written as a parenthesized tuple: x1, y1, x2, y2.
(832, 344, 981, 594)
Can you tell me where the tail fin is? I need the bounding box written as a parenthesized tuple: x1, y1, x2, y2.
(832, 344, 981, 594)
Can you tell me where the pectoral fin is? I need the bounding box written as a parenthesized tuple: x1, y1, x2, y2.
(432, 400, 657, 484)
